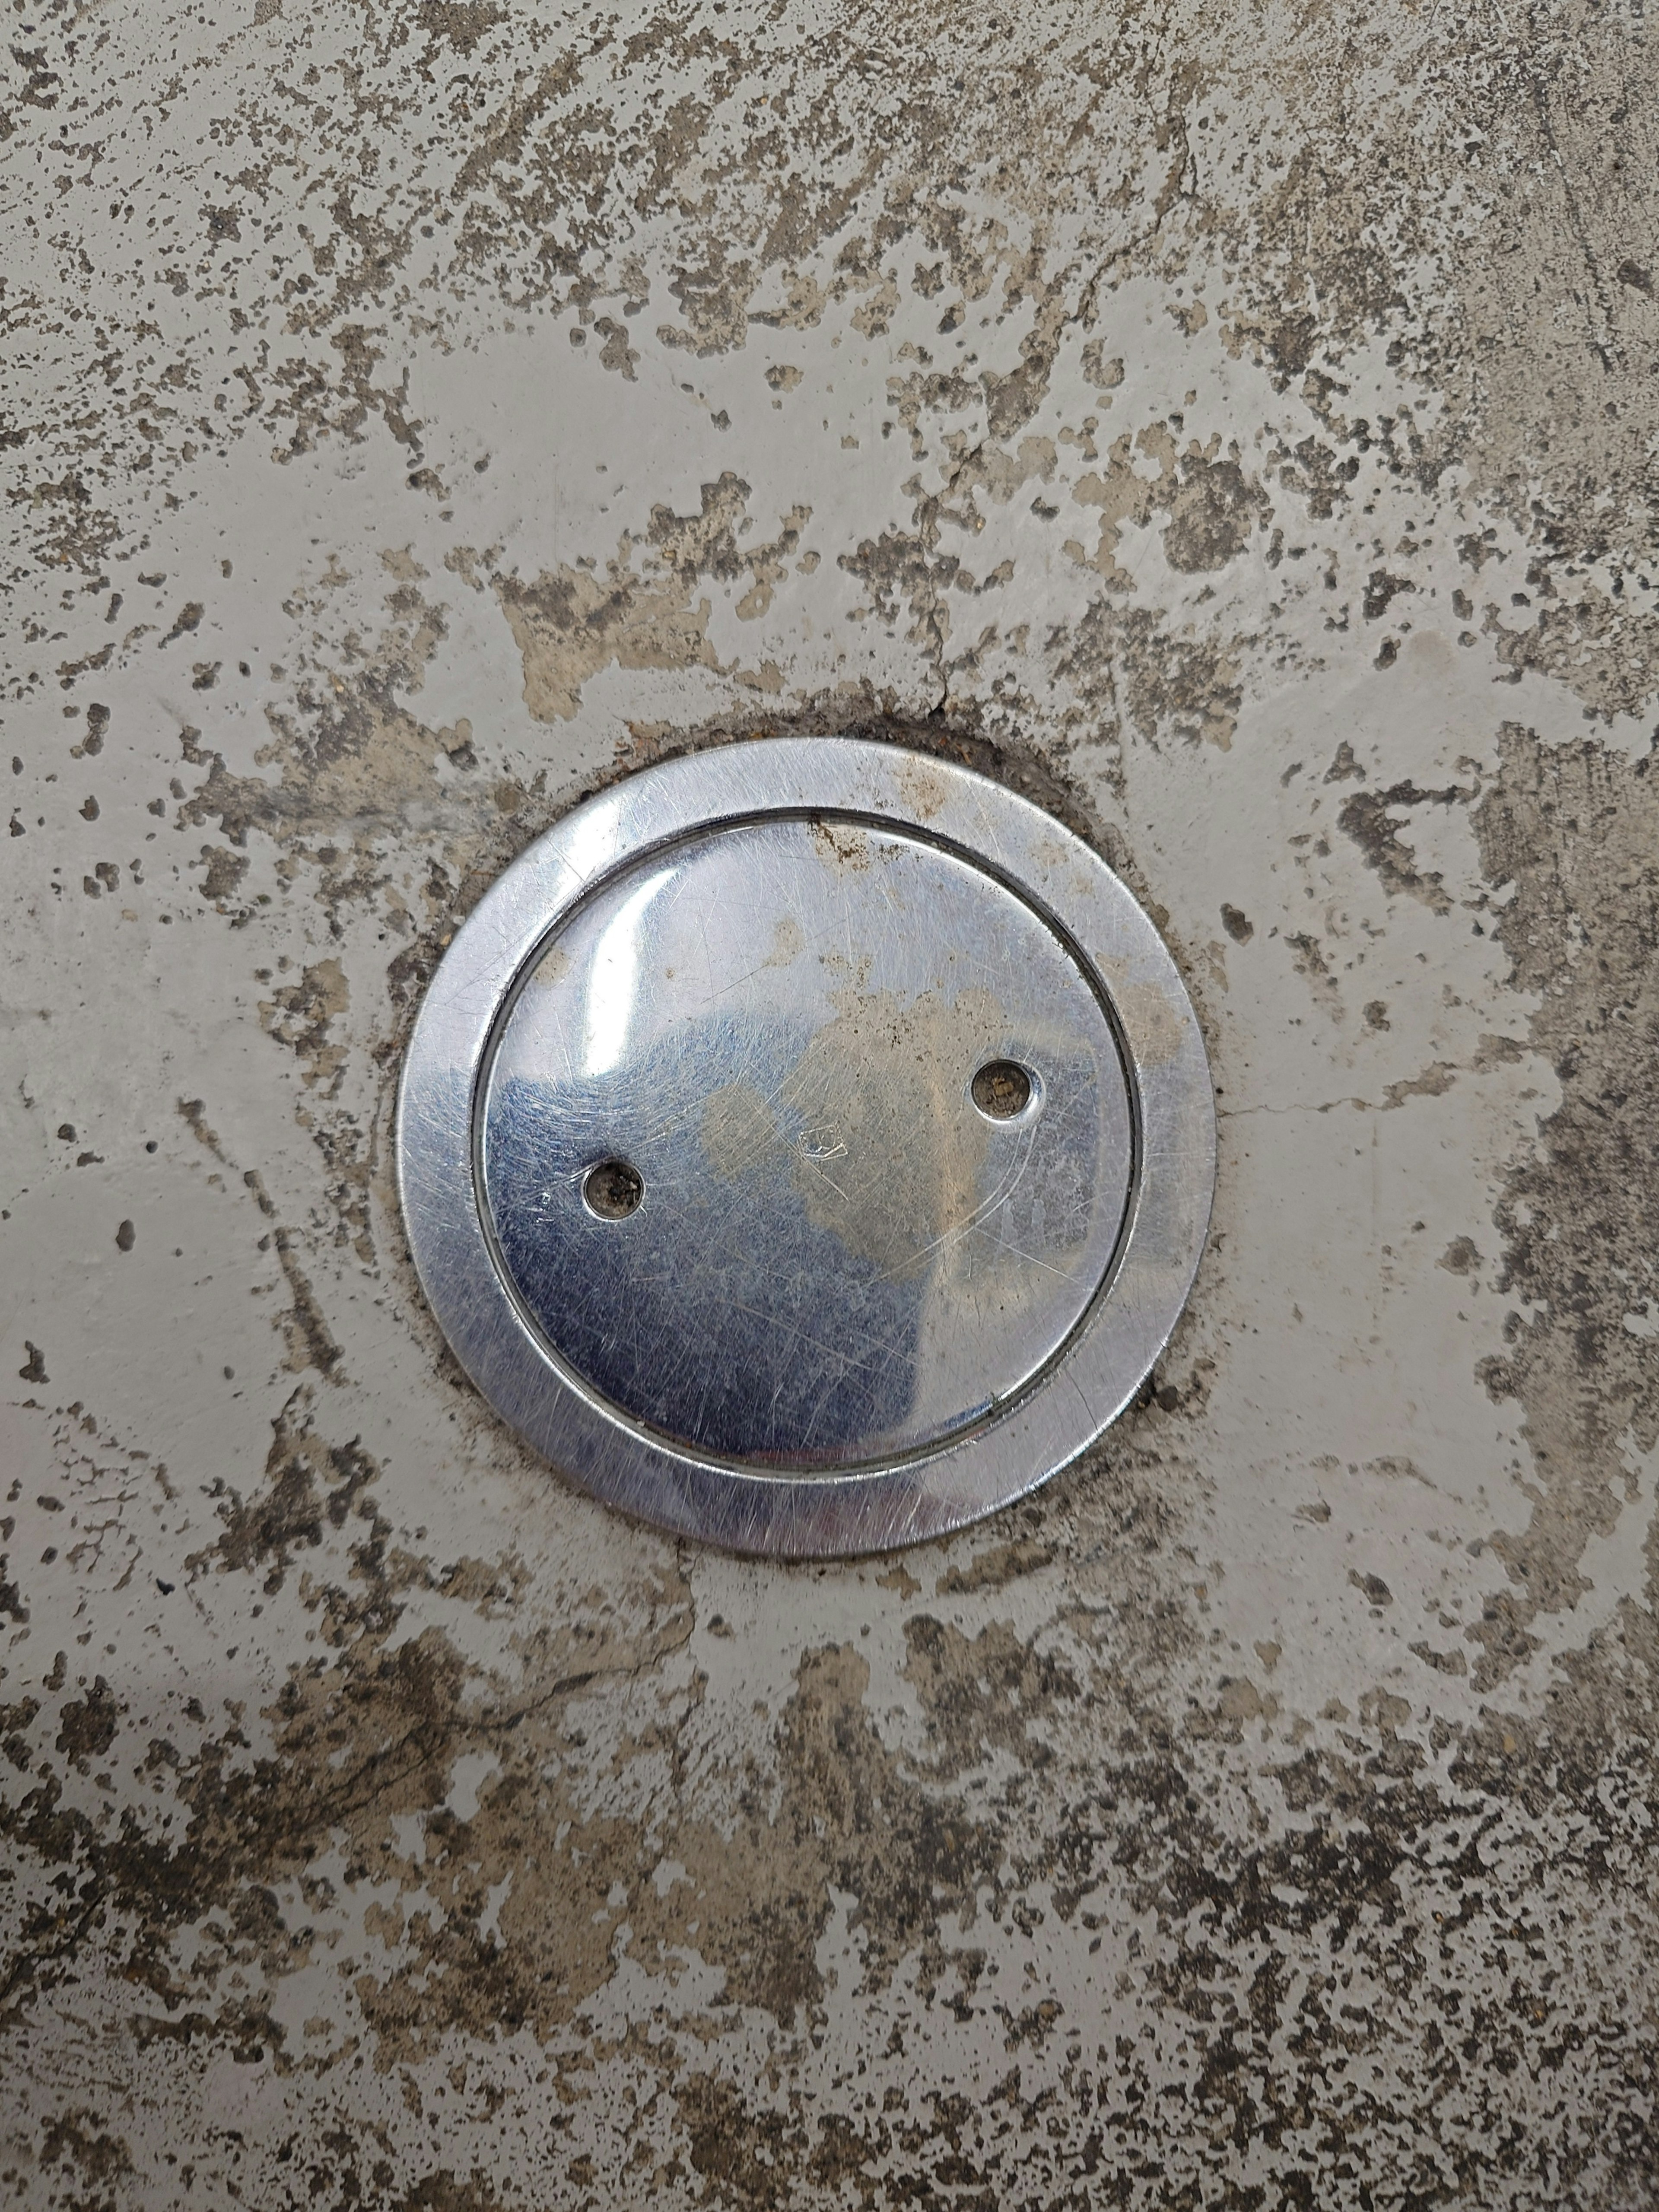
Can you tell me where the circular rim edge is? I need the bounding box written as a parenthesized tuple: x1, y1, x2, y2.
(395, 737, 1216, 1558)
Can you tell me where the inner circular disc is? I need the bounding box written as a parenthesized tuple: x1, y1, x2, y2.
(479, 814, 1134, 1470)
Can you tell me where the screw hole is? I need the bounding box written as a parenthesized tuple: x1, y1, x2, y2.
(583, 1159, 645, 1219)
(971, 1059, 1033, 1120)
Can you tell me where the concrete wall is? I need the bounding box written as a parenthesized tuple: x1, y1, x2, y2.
(3, 3, 1656, 2203)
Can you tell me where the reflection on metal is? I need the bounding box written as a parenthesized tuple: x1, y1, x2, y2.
(397, 739, 1215, 1556)
(481, 817, 1131, 1467)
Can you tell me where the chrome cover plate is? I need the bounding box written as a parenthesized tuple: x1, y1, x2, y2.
(480, 815, 1133, 1469)
(397, 738, 1215, 1557)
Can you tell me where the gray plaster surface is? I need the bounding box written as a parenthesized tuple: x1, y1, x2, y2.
(3, 3, 1657, 2204)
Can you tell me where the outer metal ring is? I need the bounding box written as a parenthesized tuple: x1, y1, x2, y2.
(396, 738, 1215, 1557)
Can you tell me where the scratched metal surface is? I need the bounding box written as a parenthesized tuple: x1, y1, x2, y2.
(4, 1, 1659, 2205)
(398, 741, 1210, 1555)
(478, 813, 1131, 1464)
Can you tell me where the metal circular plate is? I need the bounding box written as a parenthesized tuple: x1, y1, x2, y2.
(397, 739, 1215, 1557)
(480, 816, 1134, 1468)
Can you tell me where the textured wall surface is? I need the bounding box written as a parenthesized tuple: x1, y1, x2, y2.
(4, 4, 1659, 2205)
